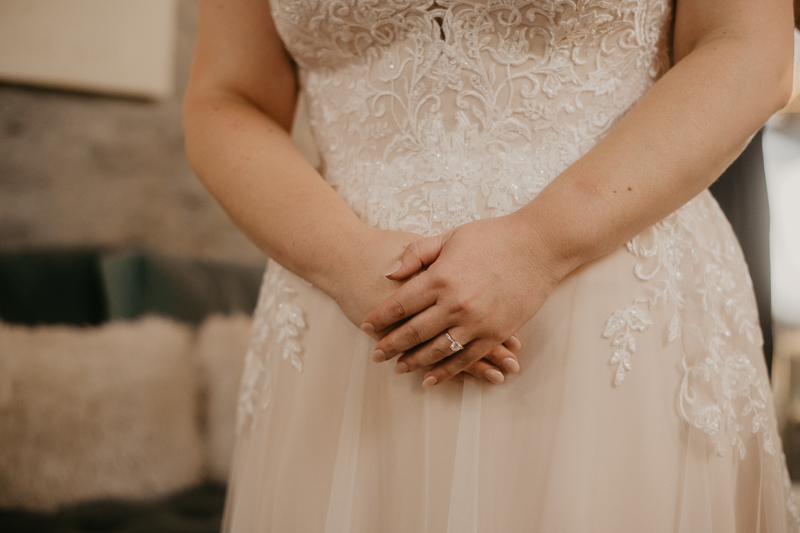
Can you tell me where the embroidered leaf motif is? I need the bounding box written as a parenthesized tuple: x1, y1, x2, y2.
(614, 195, 781, 472)
(237, 265, 307, 432)
(602, 305, 653, 386)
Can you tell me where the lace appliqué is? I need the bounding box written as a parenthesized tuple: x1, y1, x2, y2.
(604, 194, 774, 461)
(603, 198, 800, 528)
(603, 304, 653, 386)
(237, 265, 306, 432)
(271, 0, 672, 236)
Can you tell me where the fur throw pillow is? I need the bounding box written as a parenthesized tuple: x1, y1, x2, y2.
(194, 314, 251, 484)
(0, 317, 204, 510)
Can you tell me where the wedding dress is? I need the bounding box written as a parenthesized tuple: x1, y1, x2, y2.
(222, 1, 799, 531)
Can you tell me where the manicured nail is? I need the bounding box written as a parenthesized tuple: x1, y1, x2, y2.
(383, 260, 402, 277)
(485, 369, 505, 384)
(422, 375, 438, 388)
(507, 336, 522, 350)
(502, 357, 520, 374)
(372, 349, 386, 363)
(394, 361, 409, 374)
(361, 323, 375, 334)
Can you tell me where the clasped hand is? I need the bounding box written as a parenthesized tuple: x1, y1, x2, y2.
(361, 214, 561, 388)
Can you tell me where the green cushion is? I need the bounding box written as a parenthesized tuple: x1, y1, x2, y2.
(0, 252, 107, 326)
(0, 251, 265, 326)
(100, 252, 264, 325)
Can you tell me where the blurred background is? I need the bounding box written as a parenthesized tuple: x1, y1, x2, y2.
(0, 0, 263, 262)
(0, 1, 799, 532)
(0, 2, 261, 532)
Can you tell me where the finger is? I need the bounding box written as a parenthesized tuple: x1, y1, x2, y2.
(461, 359, 506, 385)
(420, 338, 497, 388)
(394, 326, 471, 372)
(482, 344, 520, 374)
(393, 329, 460, 372)
(385, 234, 446, 280)
(361, 273, 437, 333)
(373, 306, 455, 362)
(503, 334, 522, 352)
(363, 320, 402, 343)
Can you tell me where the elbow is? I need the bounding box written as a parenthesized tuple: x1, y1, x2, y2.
(771, 52, 795, 113)
(766, 26, 797, 114)
(181, 88, 208, 176)
(735, 27, 796, 117)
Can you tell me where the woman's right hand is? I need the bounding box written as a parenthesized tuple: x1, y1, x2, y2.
(328, 226, 521, 385)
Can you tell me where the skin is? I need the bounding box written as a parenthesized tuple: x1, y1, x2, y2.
(361, 0, 795, 387)
(182, 0, 521, 384)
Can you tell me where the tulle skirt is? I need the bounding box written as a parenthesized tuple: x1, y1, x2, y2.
(222, 191, 798, 532)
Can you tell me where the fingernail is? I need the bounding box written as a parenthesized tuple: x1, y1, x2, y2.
(383, 260, 402, 277)
(502, 357, 520, 374)
(422, 375, 438, 388)
(361, 323, 375, 334)
(485, 369, 505, 384)
(394, 361, 409, 374)
(508, 336, 522, 350)
(372, 349, 386, 362)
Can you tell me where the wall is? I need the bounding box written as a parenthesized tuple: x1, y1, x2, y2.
(0, 1, 266, 265)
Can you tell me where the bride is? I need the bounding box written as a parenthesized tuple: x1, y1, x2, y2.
(183, 0, 798, 531)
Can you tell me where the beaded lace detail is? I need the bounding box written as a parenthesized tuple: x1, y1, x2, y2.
(272, 0, 671, 235)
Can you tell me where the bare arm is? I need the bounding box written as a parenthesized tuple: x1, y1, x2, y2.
(522, 0, 794, 277)
(363, 0, 794, 385)
(183, 0, 388, 301)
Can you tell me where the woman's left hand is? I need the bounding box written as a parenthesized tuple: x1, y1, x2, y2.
(361, 213, 564, 387)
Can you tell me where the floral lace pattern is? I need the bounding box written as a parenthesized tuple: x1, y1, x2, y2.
(603, 195, 771, 457)
(237, 264, 306, 432)
(601, 193, 800, 533)
(602, 304, 653, 387)
(272, 0, 671, 236)
(604, 194, 800, 526)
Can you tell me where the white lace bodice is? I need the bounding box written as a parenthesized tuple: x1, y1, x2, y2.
(271, 0, 671, 234)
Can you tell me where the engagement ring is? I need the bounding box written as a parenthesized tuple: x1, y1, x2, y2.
(445, 331, 464, 353)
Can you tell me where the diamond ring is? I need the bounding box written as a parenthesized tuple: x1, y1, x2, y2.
(445, 331, 465, 353)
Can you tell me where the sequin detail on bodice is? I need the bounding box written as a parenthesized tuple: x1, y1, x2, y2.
(271, 0, 671, 234)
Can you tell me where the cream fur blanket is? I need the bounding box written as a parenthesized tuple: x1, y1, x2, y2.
(0, 317, 205, 510)
(194, 314, 251, 484)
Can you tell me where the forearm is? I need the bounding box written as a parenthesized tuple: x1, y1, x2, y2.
(183, 94, 371, 296)
(518, 31, 794, 279)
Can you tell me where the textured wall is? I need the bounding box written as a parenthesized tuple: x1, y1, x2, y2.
(0, 1, 266, 264)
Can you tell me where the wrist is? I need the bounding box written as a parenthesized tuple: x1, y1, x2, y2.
(298, 221, 380, 298)
(510, 186, 605, 284)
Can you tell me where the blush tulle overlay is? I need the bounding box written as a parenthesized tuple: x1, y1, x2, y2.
(222, 1, 800, 531)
